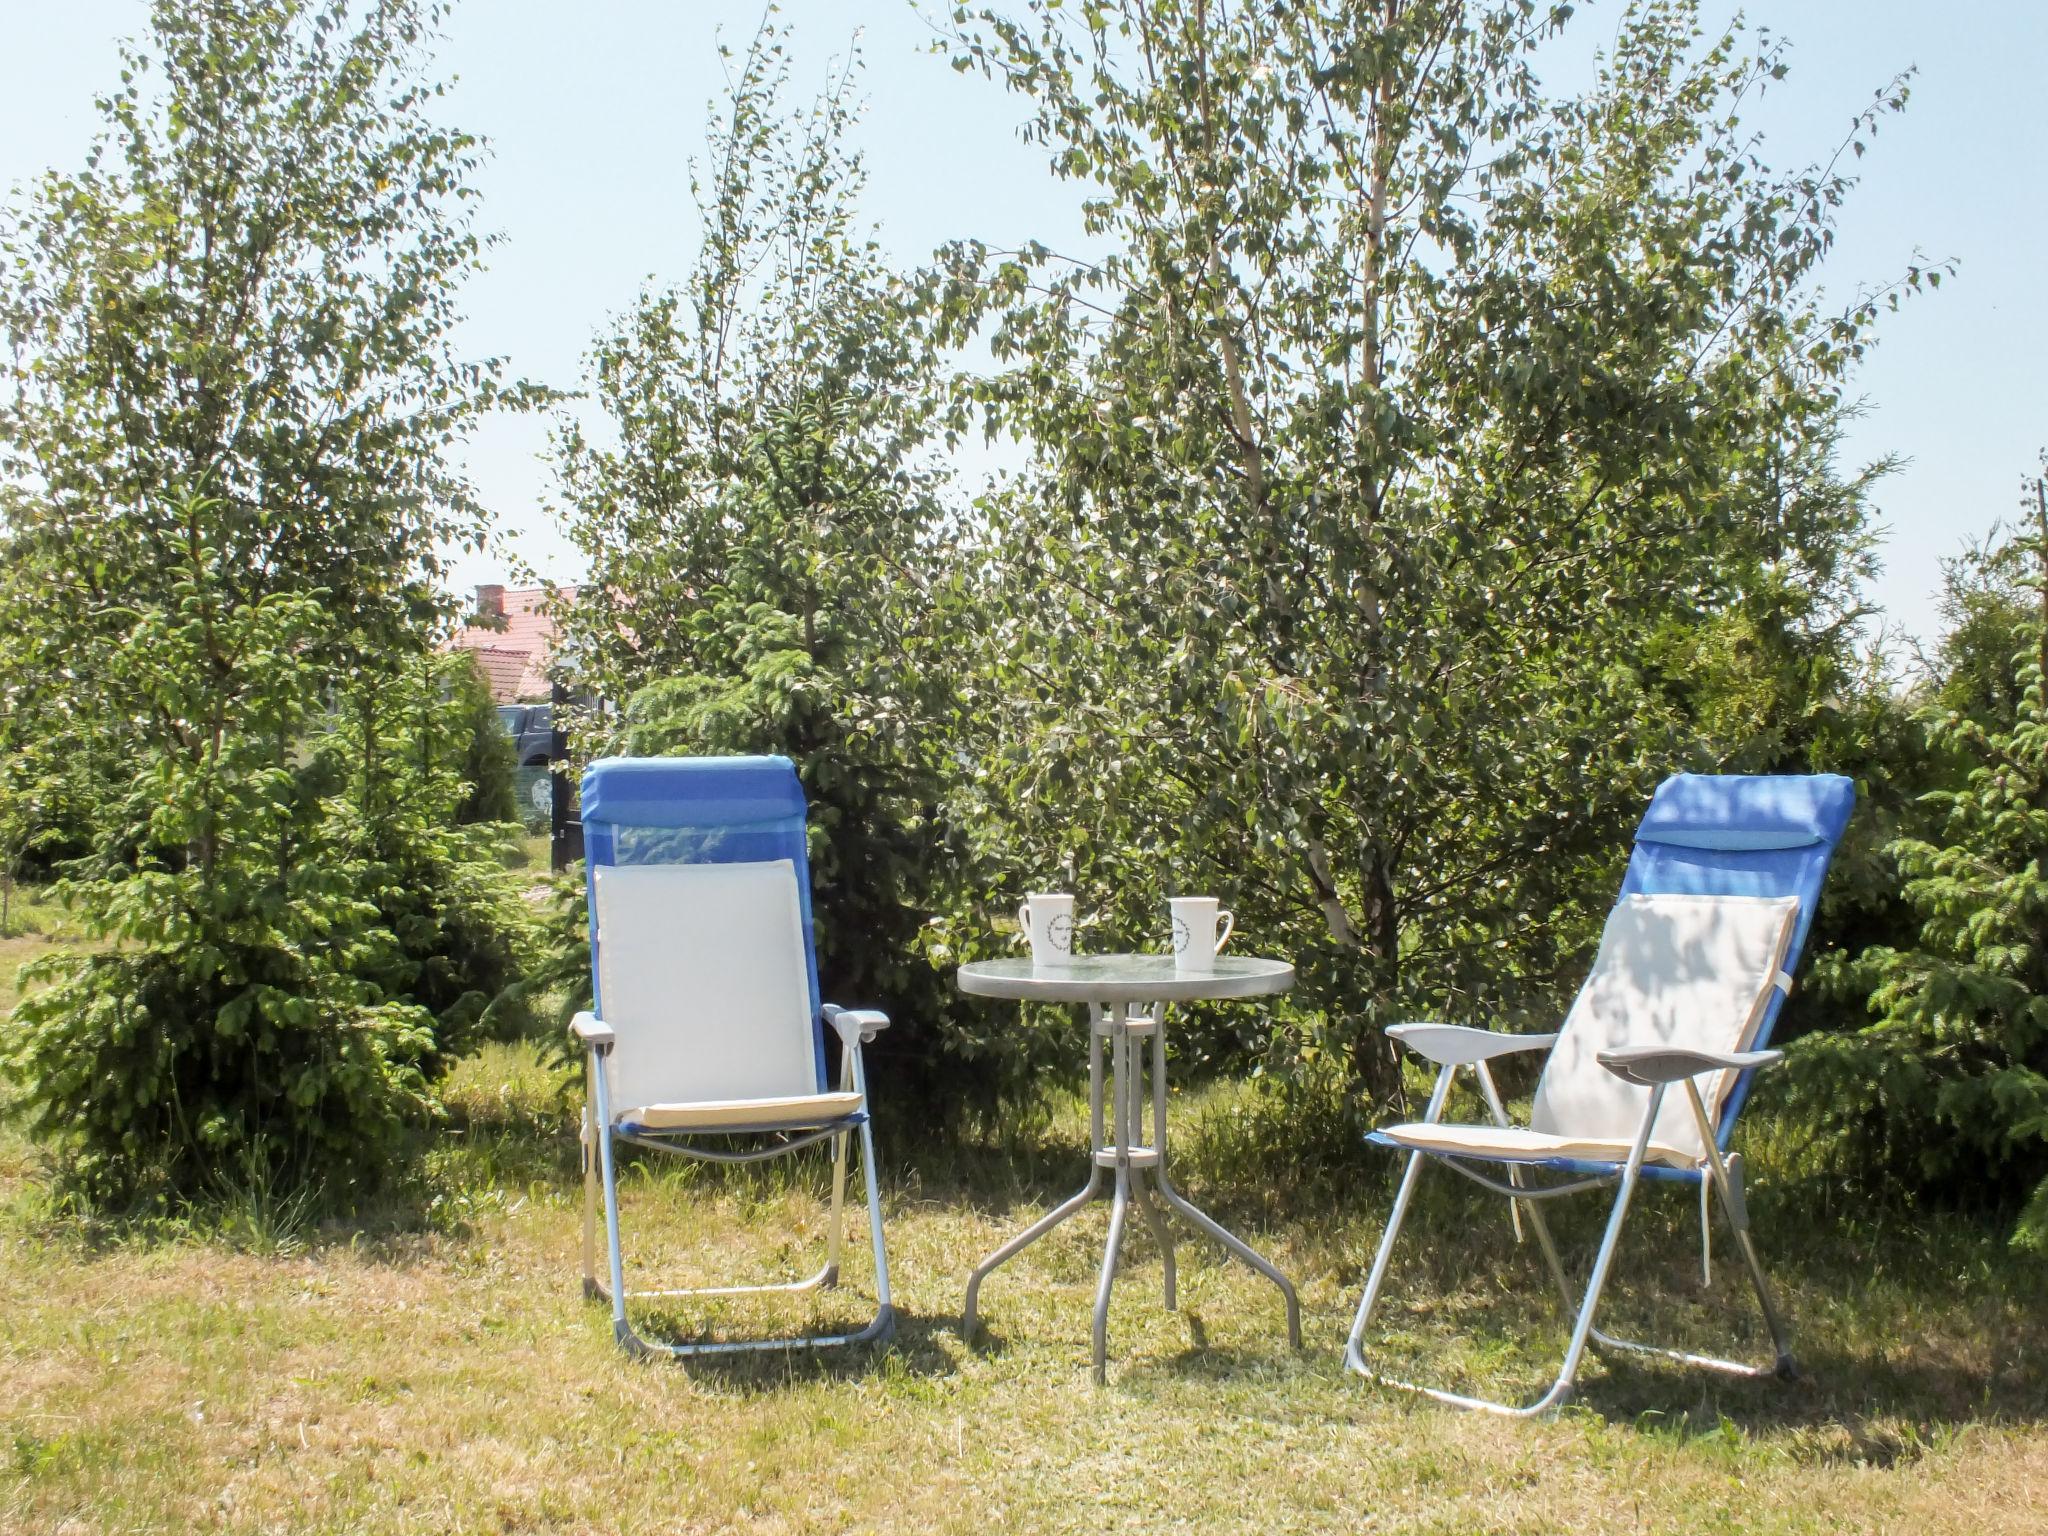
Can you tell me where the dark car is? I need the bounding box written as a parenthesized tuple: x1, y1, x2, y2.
(496, 704, 556, 824)
(496, 703, 554, 767)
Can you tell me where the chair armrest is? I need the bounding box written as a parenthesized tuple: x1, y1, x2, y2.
(823, 1004, 890, 1046)
(569, 1011, 615, 1050)
(1597, 1045, 1782, 1087)
(1386, 1023, 1559, 1065)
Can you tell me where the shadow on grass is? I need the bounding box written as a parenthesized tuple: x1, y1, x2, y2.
(1112, 1299, 1322, 1386)
(627, 1304, 966, 1392)
(1337, 1166, 2048, 1440)
(1567, 1343, 2043, 1453)
(1121, 1345, 1321, 1388)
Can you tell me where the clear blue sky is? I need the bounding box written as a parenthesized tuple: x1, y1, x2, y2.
(3, 1, 2042, 648)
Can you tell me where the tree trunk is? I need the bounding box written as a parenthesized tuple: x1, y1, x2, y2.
(1349, 851, 1404, 1104)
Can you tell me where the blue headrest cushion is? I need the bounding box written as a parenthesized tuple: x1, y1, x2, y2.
(1634, 772, 1855, 852)
(581, 755, 808, 829)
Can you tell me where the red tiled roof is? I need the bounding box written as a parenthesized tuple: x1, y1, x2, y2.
(444, 584, 578, 703)
(465, 646, 533, 701)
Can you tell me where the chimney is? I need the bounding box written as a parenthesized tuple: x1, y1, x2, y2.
(473, 584, 506, 627)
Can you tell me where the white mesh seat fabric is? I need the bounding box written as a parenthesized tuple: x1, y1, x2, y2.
(574, 754, 896, 1360)
(1348, 773, 1855, 1414)
(592, 860, 827, 1120)
(619, 1093, 865, 1132)
(1528, 892, 1797, 1166)
(1350, 891, 1807, 1409)
(1374, 1122, 1698, 1169)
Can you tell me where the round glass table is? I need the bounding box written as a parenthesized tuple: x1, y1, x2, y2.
(956, 954, 1301, 1381)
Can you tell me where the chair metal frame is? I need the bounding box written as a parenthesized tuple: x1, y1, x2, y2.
(1343, 772, 1852, 1416)
(573, 756, 896, 1360)
(1343, 1032, 1795, 1416)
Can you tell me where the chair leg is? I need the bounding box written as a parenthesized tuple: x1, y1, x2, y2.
(1593, 1084, 1797, 1380)
(1718, 1174, 1797, 1377)
(1474, 1062, 1583, 1309)
(824, 1129, 848, 1289)
(1343, 1146, 1429, 1376)
(590, 1068, 640, 1354)
(1518, 1195, 1583, 1319)
(1348, 1085, 1663, 1416)
(1453, 1054, 1584, 1324)
(1542, 1146, 1651, 1409)
(1345, 1063, 1456, 1377)
(1685, 1080, 1793, 1375)
(594, 1143, 894, 1355)
(581, 1097, 601, 1302)
(1473, 1062, 1527, 1246)
(857, 1112, 894, 1325)
(586, 1059, 893, 1356)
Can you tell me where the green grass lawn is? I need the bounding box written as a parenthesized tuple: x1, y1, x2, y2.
(506, 831, 554, 879)
(3, 914, 2046, 1532)
(0, 880, 85, 1017)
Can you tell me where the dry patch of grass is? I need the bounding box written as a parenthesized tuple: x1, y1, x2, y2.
(1, 1039, 2046, 1533)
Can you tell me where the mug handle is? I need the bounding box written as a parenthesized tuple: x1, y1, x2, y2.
(1016, 901, 1031, 942)
(1215, 910, 1235, 953)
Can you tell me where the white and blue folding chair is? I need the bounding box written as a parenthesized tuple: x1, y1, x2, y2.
(572, 755, 894, 1358)
(1345, 773, 1854, 1415)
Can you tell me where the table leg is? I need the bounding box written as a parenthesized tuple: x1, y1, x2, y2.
(965, 991, 1299, 1373)
(1089, 1002, 1107, 1147)
(1128, 1004, 1176, 1308)
(1091, 1005, 1136, 1381)
(1133, 1171, 1177, 1310)
(961, 1002, 1112, 1344)
(1151, 1007, 1302, 1349)
(963, 1167, 1102, 1343)
(1152, 1174, 1301, 1346)
(1092, 1158, 1131, 1384)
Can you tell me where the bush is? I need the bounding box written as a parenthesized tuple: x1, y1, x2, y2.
(1788, 474, 2048, 1245)
(1, 499, 541, 1209)
(334, 657, 542, 1071)
(445, 655, 522, 827)
(12, 931, 436, 1211)
(1, 572, 439, 1209)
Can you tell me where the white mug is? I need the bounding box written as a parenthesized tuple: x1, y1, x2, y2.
(1016, 892, 1076, 966)
(1169, 897, 1234, 972)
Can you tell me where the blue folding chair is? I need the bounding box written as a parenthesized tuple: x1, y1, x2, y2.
(573, 755, 894, 1358)
(1345, 773, 1854, 1414)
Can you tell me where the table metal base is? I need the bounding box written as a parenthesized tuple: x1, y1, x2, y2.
(962, 999, 1301, 1382)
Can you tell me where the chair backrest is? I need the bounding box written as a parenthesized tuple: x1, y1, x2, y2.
(582, 756, 827, 1108)
(1530, 773, 1854, 1162)
(1530, 892, 1796, 1160)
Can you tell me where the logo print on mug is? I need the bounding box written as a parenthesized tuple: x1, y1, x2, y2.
(1167, 897, 1233, 972)
(1018, 893, 1077, 966)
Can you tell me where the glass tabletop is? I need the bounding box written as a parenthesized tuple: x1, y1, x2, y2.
(955, 953, 1294, 1003)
